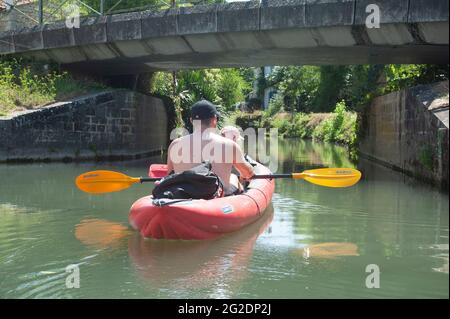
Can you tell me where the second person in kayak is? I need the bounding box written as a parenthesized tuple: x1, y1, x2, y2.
(166, 100, 255, 195)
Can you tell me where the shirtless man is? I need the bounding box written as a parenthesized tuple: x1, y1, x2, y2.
(166, 100, 254, 195)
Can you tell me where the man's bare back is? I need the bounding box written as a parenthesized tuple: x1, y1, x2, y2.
(166, 100, 254, 195)
(167, 129, 253, 192)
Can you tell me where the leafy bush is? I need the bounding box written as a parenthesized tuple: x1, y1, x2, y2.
(235, 113, 263, 130)
(257, 101, 357, 153)
(280, 113, 311, 138)
(313, 101, 357, 148)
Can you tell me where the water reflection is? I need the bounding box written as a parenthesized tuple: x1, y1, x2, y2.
(74, 207, 274, 297)
(276, 138, 356, 173)
(299, 242, 359, 260)
(75, 219, 131, 249)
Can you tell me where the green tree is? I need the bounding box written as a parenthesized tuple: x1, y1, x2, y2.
(218, 69, 251, 111)
(151, 68, 252, 129)
(255, 67, 267, 102)
(344, 64, 384, 110)
(238, 68, 256, 87)
(382, 64, 449, 94)
(313, 66, 349, 112)
(267, 66, 320, 113)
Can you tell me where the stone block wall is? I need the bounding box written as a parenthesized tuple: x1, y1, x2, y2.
(359, 81, 449, 189)
(0, 89, 168, 162)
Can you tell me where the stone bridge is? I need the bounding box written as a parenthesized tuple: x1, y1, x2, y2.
(0, 0, 448, 75)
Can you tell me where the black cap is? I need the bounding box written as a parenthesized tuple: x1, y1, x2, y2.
(191, 100, 220, 120)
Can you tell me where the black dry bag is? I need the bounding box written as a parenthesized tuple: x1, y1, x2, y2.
(152, 162, 223, 200)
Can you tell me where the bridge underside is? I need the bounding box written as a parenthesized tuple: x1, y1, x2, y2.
(59, 44, 449, 75)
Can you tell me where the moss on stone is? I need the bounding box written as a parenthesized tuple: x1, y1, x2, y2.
(418, 146, 435, 171)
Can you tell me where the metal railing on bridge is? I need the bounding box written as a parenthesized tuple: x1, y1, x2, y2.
(0, 0, 235, 32)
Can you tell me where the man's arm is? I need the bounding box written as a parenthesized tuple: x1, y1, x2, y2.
(232, 142, 254, 179)
(166, 141, 174, 174)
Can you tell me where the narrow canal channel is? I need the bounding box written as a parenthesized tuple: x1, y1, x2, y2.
(0, 139, 448, 298)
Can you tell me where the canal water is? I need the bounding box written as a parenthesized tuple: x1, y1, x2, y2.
(0, 139, 448, 298)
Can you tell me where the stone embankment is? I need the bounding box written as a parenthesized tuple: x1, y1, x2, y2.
(360, 81, 449, 189)
(0, 90, 168, 162)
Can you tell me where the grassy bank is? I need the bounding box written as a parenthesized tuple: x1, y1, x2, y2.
(0, 58, 106, 117)
(234, 101, 358, 158)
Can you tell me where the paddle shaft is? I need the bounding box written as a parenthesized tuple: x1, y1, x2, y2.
(140, 177, 160, 182)
(143, 174, 357, 181)
(140, 174, 296, 182)
(251, 174, 293, 179)
(141, 172, 358, 183)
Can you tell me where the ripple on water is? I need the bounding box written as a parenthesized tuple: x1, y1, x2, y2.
(14, 271, 68, 298)
(4, 258, 96, 299)
(0, 203, 100, 298)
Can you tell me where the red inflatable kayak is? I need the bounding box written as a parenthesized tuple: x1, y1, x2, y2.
(128, 163, 275, 240)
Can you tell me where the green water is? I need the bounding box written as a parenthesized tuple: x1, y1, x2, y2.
(0, 139, 448, 298)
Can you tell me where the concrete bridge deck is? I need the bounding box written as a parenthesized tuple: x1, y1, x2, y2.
(0, 0, 448, 74)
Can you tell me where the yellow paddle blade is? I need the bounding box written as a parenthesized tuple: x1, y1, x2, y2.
(293, 168, 362, 188)
(75, 170, 141, 194)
